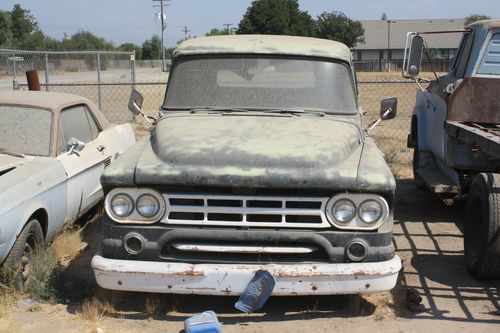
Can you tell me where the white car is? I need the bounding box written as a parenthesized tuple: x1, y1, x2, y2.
(0, 91, 135, 285)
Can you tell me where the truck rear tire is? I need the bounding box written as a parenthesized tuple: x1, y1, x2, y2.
(465, 173, 500, 279)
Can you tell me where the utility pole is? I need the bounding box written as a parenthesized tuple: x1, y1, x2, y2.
(182, 26, 191, 39)
(153, 0, 171, 72)
(223, 23, 233, 34)
(387, 20, 395, 72)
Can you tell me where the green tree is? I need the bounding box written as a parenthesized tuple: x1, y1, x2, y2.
(10, 4, 38, 39)
(0, 10, 12, 47)
(205, 28, 231, 36)
(141, 35, 162, 60)
(465, 14, 491, 26)
(62, 30, 114, 51)
(315, 12, 365, 48)
(15, 30, 60, 51)
(237, 0, 315, 36)
(119, 42, 142, 60)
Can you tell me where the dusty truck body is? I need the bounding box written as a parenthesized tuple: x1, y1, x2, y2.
(92, 35, 401, 295)
(404, 20, 500, 278)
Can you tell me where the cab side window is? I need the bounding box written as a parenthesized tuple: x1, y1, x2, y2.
(452, 32, 474, 79)
(58, 105, 100, 154)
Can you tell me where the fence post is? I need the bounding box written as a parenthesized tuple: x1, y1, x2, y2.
(12, 53, 18, 90)
(44, 53, 49, 91)
(131, 51, 136, 89)
(131, 51, 136, 122)
(97, 52, 102, 110)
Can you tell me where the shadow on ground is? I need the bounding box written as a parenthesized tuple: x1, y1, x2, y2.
(394, 179, 500, 324)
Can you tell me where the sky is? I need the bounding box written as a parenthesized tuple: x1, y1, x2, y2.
(1, 0, 499, 47)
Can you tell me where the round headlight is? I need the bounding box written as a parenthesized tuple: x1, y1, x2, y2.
(111, 194, 134, 217)
(332, 199, 356, 223)
(358, 200, 383, 224)
(136, 194, 160, 218)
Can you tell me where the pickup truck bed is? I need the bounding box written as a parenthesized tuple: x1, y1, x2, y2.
(446, 121, 500, 161)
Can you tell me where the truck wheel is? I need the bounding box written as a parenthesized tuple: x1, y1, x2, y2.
(412, 146, 427, 191)
(465, 173, 500, 279)
(3, 219, 44, 288)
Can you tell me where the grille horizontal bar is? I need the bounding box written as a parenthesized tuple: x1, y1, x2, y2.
(162, 194, 331, 229)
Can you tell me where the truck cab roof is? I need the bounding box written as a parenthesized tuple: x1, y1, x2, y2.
(173, 35, 352, 63)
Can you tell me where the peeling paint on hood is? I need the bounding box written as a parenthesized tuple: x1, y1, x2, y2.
(101, 115, 395, 193)
(131, 114, 366, 190)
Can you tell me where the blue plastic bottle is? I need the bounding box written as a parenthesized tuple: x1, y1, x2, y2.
(184, 311, 222, 333)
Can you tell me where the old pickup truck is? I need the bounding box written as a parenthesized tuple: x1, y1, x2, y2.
(404, 20, 500, 278)
(92, 35, 401, 295)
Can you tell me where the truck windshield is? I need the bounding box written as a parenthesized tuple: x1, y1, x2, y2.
(0, 106, 52, 156)
(164, 57, 357, 114)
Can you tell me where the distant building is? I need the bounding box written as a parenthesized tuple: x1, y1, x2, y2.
(354, 18, 465, 61)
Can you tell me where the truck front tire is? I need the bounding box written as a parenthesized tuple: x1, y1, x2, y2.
(465, 173, 500, 279)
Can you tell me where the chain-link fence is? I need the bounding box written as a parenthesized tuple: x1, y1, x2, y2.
(1, 48, 418, 166)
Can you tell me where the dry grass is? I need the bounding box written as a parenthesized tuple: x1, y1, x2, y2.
(144, 297, 162, 318)
(0, 265, 20, 317)
(79, 297, 113, 322)
(50, 227, 87, 268)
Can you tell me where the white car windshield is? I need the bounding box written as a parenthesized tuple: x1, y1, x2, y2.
(0, 105, 52, 156)
(164, 57, 357, 114)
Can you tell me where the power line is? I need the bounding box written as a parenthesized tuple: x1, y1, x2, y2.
(181, 26, 191, 38)
(222, 23, 233, 33)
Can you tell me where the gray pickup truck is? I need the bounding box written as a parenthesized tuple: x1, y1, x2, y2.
(404, 20, 500, 278)
(91, 35, 401, 295)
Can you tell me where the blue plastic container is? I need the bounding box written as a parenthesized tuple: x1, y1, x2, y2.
(184, 311, 222, 333)
(235, 270, 276, 313)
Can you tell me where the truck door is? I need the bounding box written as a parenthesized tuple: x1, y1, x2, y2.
(426, 32, 474, 162)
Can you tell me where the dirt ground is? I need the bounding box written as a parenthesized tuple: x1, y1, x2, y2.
(0, 178, 499, 333)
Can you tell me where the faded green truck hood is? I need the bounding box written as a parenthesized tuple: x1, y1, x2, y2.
(101, 114, 395, 193)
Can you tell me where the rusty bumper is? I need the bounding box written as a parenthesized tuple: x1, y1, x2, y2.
(91, 254, 401, 295)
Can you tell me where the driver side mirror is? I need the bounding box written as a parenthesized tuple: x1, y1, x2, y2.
(67, 137, 86, 156)
(380, 97, 397, 120)
(128, 89, 144, 116)
(403, 34, 424, 78)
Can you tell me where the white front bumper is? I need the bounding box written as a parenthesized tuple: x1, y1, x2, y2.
(92, 255, 401, 296)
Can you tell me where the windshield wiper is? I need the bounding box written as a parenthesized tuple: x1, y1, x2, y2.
(161, 106, 252, 113)
(0, 148, 25, 158)
(189, 107, 253, 114)
(263, 108, 325, 117)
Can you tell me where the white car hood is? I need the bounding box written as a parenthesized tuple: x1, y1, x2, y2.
(0, 154, 34, 174)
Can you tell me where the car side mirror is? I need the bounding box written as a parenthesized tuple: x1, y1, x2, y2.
(365, 97, 398, 132)
(67, 137, 86, 156)
(380, 97, 397, 120)
(128, 89, 157, 125)
(128, 89, 144, 116)
(403, 34, 424, 78)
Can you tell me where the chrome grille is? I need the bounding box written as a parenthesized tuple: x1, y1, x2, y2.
(161, 194, 331, 229)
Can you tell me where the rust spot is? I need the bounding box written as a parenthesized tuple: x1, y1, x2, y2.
(352, 270, 368, 277)
(277, 271, 332, 278)
(173, 268, 205, 277)
(311, 285, 318, 291)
